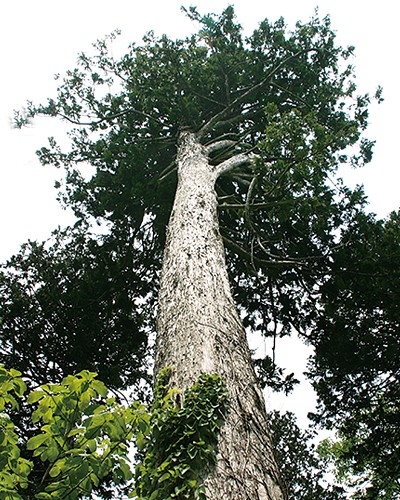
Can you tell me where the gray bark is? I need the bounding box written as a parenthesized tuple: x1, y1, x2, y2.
(156, 131, 285, 499)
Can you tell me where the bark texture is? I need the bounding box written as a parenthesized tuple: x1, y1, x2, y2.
(156, 131, 285, 499)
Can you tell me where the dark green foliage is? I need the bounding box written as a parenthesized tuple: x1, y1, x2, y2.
(10, 5, 378, 391)
(269, 410, 346, 499)
(253, 356, 299, 394)
(319, 434, 400, 499)
(10, 7, 376, 390)
(0, 225, 151, 391)
(307, 211, 400, 497)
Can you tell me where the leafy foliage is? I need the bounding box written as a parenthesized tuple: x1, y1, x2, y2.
(1, 366, 141, 499)
(308, 211, 400, 498)
(0, 225, 151, 391)
(268, 410, 346, 499)
(0, 365, 228, 499)
(133, 367, 229, 499)
(0, 365, 32, 499)
(7, 4, 380, 396)
(319, 434, 400, 499)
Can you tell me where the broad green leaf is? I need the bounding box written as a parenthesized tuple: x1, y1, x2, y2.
(159, 471, 171, 483)
(35, 493, 53, 499)
(27, 433, 48, 450)
(92, 380, 107, 398)
(119, 461, 133, 481)
(67, 428, 83, 438)
(46, 446, 59, 463)
(48, 465, 61, 478)
(27, 391, 46, 404)
(86, 439, 97, 452)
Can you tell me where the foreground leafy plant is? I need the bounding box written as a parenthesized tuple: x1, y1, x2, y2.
(0, 365, 228, 499)
(25, 370, 142, 499)
(0, 365, 32, 499)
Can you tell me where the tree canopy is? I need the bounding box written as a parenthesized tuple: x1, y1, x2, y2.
(1, 6, 398, 498)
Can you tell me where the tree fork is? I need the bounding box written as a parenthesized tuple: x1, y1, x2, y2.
(156, 131, 286, 499)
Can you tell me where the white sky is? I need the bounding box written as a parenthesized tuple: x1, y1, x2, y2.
(0, 0, 398, 425)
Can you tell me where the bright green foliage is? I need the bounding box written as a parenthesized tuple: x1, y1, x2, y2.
(0, 365, 31, 499)
(0, 365, 26, 413)
(25, 370, 141, 499)
(133, 367, 229, 499)
(0, 366, 227, 499)
(0, 366, 145, 499)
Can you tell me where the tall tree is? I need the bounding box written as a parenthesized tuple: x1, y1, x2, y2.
(3, 6, 392, 497)
(156, 130, 284, 496)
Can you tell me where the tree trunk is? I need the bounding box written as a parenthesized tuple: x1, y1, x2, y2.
(156, 131, 285, 499)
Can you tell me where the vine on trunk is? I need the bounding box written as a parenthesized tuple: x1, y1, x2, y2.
(134, 367, 229, 499)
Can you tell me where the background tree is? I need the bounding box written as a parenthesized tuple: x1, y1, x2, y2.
(0, 225, 151, 391)
(1, 6, 398, 498)
(308, 210, 400, 498)
(268, 410, 346, 499)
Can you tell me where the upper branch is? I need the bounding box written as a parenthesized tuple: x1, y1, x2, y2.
(205, 140, 237, 155)
(23, 103, 167, 130)
(197, 47, 322, 139)
(212, 152, 252, 177)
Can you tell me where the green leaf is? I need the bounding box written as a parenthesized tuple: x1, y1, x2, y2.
(48, 465, 61, 478)
(27, 391, 45, 404)
(159, 471, 171, 483)
(35, 493, 53, 499)
(135, 432, 147, 451)
(67, 428, 83, 438)
(27, 433, 48, 450)
(119, 461, 133, 481)
(86, 439, 97, 452)
(92, 380, 107, 398)
(46, 446, 59, 463)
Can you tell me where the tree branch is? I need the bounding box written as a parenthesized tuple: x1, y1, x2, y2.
(222, 235, 297, 268)
(197, 47, 322, 138)
(245, 175, 258, 229)
(218, 199, 295, 210)
(41, 106, 167, 128)
(205, 140, 237, 155)
(212, 153, 252, 177)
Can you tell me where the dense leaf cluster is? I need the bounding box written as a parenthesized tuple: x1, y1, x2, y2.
(0, 365, 228, 500)
(308, 211, 400, 497)
(134, 367, 228, 499)
(8, 4, 376, 395)
(0, 366, 139, 499)
(268, 410, 346, 499)
(0, 365, 31, 498)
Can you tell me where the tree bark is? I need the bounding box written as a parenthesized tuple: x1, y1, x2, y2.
(156, 131, 285, 499)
